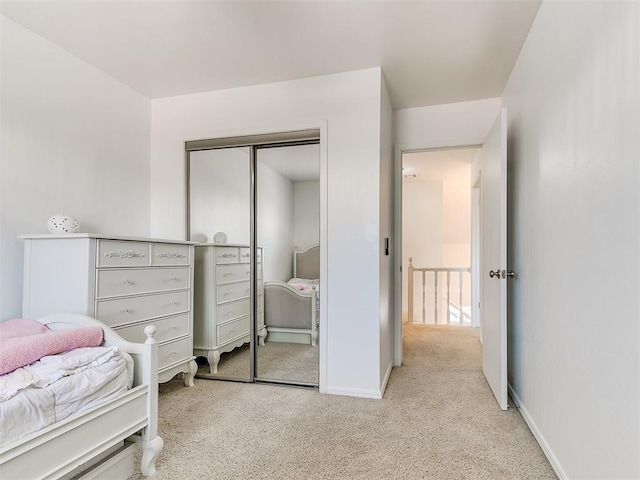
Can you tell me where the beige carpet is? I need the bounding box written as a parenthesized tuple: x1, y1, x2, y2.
(130, 324, 556, 479)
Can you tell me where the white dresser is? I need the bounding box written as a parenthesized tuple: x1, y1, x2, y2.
(20, 234, 198, 385)
(193, 244, 265, 374)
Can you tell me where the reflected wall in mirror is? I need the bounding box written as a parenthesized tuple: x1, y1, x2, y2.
(257, 144, 320, 385)
(189, 147, 253, 381)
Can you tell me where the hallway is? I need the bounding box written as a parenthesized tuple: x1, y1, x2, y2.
(132, 324, 555, 479)
(390, 323, 555, 478)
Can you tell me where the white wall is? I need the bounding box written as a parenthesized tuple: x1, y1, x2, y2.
(257, 163, 294, 282)
(292, 181, 319, 250)
(503, 1, 639, 478)
(189, 148, 251, 244)
(442, 179, 471, 266)
(0, 16, 151, 320)
(150, 68, 389, 397)
(402, 181, 443, 318)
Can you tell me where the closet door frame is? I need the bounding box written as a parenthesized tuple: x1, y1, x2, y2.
(185, 128, 323, 387)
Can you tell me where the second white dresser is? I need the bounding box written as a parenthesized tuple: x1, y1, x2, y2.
(20, 234, 198, 386)
(193, 244, 265, 374)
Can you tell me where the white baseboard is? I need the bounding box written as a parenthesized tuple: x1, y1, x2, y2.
(380, 361, 393, 397)
(326, 362, 393, 400)
(508, 383, 568, 480)
(326, 386, 383, 399)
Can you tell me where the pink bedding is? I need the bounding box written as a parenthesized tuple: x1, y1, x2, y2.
(0, 319, 103, 375)
(287, 278, 319, 293)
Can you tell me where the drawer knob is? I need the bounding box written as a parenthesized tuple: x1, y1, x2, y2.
(170, 351, 178, 356)
(224, 292, 232, 297)
(170, 277, 180, 281)
(124, 279, 135, 285)
(171, 300, 179, 305)
(156, 252, 186, 259)
(169, 325, 178, 330)
(223, 272, 233, 277)
(104, 250, 145, 259)
(122, 308, 132, 314)
(225, 311, 234, 316)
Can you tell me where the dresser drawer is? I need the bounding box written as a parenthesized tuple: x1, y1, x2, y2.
(239, 247, 262, 263)
(217, 281, 250, 304)
(217, 264, 250, 283)
(217, 315, 250, 345)
(215, 247, 240, 264)
(217, 298, 250, 323)
(96, 291, 190, 328)
(116, 314, 190, 344)
(152, 244, 191, 266)
(97, 240, 150, 268)
(96, 267, 190, 299)
(158, 337, 192, 370)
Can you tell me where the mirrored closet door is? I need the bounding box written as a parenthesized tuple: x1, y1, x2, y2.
(187, 131, 320, 387)
(189, 146, 252, 381)
(256, 144, 320, 386)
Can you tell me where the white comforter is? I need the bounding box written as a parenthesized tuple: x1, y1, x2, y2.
(0, 346, 133, 447)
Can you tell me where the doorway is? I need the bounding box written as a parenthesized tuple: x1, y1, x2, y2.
(393, 107, 509, 410)
(401, 147, 480, 327)
(186, 130, 321, 388)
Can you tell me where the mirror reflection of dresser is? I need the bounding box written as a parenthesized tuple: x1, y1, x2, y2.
(192, 244, 264, 375)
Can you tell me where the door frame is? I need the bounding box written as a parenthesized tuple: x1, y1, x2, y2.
(393, 137, 486, 366)
(471, 177, 481, 332)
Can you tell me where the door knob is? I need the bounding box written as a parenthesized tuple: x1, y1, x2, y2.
(505, 270, 515, 279)
(489, 269, 501, 279)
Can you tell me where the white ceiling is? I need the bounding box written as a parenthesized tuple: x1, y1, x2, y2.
(258, 144, 319, 182)
(0, 0, 541, 109)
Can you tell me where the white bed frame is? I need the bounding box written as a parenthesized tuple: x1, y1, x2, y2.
(264, 244, 319, 345)
(0, 313, 163, 479)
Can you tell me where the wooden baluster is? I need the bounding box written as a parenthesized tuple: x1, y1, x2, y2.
(446, 271, 451, 325)
(408, 258, 414, 324)
(434, 271, 438, 324)
(459, 271, 464, 324)
(422, 271, 426, 323)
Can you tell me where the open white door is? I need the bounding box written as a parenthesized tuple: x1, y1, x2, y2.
(481, 107, 508, 410)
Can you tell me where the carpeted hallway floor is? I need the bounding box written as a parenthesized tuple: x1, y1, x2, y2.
(130, 324, 556, 479)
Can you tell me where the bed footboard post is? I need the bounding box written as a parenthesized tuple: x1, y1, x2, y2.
(311, 286, 318, 346)
(141, 325, 163, 476)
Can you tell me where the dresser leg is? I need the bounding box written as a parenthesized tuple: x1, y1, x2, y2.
(258, 328, 267, 346)
(183, 359, 197, 386)
(208, 351, 220, 375)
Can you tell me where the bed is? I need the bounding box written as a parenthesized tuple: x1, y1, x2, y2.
(264, 244, 319, 346)
(0, 313, 162, 479)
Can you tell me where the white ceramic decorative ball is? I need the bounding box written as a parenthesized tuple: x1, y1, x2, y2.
(47, 214, 80, 234)
(213, 232, 228, 244)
